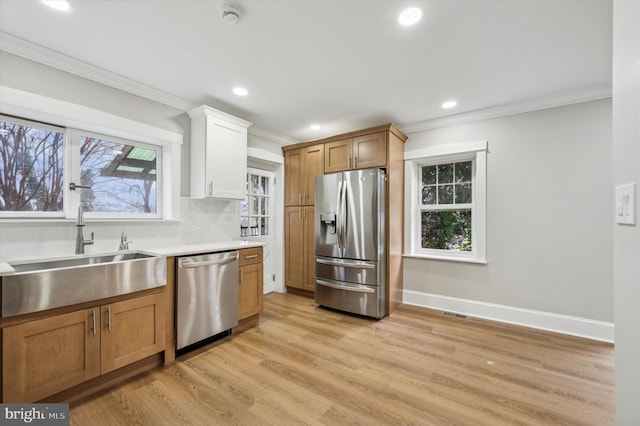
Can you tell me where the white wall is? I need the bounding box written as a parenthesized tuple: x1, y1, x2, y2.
(403, 99, 613, 336)
(612, 1, 640, 424)
(0, 51, 244, 259)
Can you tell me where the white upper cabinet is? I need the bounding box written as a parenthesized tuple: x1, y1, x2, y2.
(188, 105, 252, 200)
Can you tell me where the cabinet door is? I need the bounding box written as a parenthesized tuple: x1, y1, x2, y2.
(324, 138, 352, 173)
(303, 206, 316, 292)
(101, 293, 165, 374)
(284, 148, 303, 206)
(204, 117, 248, 200)
(285, 206, 305, 289)
(238, 262, 264, 320)
(3, 308, 100, 402)
(303, 144, 324, 205)
(353, 132, 387, 169)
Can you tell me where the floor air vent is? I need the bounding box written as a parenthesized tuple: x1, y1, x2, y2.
(443, 311, 468, 319)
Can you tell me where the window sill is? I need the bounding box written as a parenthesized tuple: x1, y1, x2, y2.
(403, 253, 487, 265)
(0, 218, 180, 224)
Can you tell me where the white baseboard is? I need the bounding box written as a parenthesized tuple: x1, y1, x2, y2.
(402, 290, 614, 343)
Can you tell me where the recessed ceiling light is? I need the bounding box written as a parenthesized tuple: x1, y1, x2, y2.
(41, 0, 70, 11)
(310, 124, 321, 130)
(398, 7, 422, 26)
(233, 87, 248, 96)
(442, 101, 457, 109)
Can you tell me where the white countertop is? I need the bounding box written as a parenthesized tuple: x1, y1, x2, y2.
(148, 240, 265, 257)
(0, 240, 265, 275)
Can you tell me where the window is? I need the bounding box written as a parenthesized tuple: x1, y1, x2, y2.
(0, 117, 65, 216)
(240, 169, 272, 237)
(0, 115, 163, 219)
(405, 140, 487, 263)
(74, 132, 160, 216)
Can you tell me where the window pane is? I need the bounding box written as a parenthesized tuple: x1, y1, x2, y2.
(261, 176, 269, 195)
(250, 196, 259, 215)
(438, 185, 454, 204)
(240, 197, 248, 215)
(250, 175, 260, 194)
(0, 119, 64, 212)
(261, 197, 268, 215)
(455, 161, 472, 183)
(422, 185, 436, 204)
(455, 183, 472, 204)
(421, 210, 472, 251)
(240, 217, 249, 237)
(80, 136, 157, 213)
(250, 217, 259, 236)
(421, 165, 437, 185)
(438, 164, 453, 183)
(261, 217, 268, 235)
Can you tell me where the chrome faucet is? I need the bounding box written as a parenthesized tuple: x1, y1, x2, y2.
(118, 231, 131, 251)
(75, 205, 94, 254)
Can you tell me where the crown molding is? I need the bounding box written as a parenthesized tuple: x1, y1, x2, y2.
(1, 32, 302, 145)
(1, 32, 197, 112)
(398, 85, 612, 135)
(249, 126, 300, 146)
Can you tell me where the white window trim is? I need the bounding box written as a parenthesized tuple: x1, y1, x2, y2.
(0, 86, 182, 221)
(404, 140, 487, 264)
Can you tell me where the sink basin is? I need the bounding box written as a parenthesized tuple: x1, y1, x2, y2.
(2, 251, 166, 317)
(9, 252, 156, 273)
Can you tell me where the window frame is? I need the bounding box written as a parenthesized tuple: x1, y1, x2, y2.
(240, 167, 274, 238)
(404, 140, 487, 264)
(0, 115, 67, 219)
(68, 129, 163, 220)
(0, 114, 168, 221)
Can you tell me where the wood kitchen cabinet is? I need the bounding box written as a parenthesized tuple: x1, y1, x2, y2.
(238, 246, 264, 320)
(284, 206, 315, 292)
(324, 131, 387, 173)
(188, 105, 252, 200)
(100, 293, 166, 374)
(284, 144, 324, 206)
(2, 292, 165, 402)
(282, 124, 406, 313)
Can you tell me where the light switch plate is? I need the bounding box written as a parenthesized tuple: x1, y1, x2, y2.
(615, 183, 636, 225)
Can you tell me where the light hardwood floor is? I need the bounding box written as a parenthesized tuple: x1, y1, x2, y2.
(70, 292, 615, 425)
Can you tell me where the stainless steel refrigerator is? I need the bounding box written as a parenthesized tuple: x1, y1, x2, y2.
(315, 168, 386, 319)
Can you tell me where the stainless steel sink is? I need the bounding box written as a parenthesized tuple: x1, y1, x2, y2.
(1, 251, 167, 317)
(9, 252, 156, 273)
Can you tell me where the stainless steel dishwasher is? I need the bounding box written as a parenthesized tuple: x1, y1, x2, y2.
(176, 251, 239, 352)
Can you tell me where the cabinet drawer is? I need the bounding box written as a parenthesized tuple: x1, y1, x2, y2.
(239, 247, 263, 266)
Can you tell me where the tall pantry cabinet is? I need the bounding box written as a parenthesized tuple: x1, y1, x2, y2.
(283, 124, 407, 315)
(283, 144, 324, 292)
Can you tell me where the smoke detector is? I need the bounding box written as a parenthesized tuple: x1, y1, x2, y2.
(221, 3, 241, 24)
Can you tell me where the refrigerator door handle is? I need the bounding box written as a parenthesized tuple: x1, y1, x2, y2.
(316, 258, 376, 269)
(339, 177, 348, 253)
(316, 279, 375, 293)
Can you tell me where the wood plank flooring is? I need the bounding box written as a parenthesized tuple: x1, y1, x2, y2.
(70, 292, 615, 425)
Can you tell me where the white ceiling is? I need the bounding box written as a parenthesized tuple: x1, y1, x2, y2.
(0, 0, 612, 142)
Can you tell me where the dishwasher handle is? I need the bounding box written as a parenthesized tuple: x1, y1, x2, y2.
(179, 252, 239, 269)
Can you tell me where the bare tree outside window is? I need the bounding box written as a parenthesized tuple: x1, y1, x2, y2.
(0, 119, 64, 212)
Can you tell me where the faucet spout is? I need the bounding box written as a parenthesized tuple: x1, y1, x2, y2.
(75, 205, 94, 254)
(119, 231, 131, 251)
